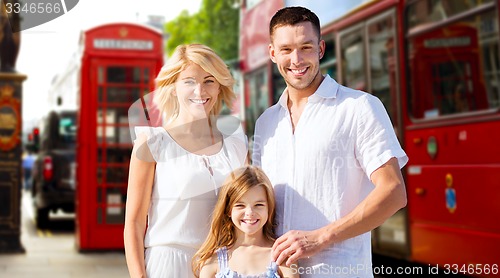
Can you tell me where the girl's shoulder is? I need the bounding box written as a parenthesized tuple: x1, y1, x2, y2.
(199, 255, 218, 278)
(278, 264, 299, 278)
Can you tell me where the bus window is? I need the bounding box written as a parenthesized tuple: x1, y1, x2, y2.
(407, 5, 500, 119)
(340, 26, 366, 91)
(408, 0, 494, 32)
(338, 12, 400, 124)
(245, 67, 269, 136)
(367, 12, 397, 123)
(272, 63, 286, 104)
(430, 61, 473, 115)
(320, 36, 336, 78)
(482, 11, 500, 109)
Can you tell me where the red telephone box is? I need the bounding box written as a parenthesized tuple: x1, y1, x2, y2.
(75, 23, 163, 250)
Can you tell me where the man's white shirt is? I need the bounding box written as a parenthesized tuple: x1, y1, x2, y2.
(252, 75, 408, 278)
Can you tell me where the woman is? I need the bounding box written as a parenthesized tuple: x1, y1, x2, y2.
(124, 44, 247, 278)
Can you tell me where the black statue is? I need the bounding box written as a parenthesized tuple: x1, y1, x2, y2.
(0, 0, 21, 72)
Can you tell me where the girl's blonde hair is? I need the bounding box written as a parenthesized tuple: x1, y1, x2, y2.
(192, 166, 276, 276)
(153, 44, 235, 122)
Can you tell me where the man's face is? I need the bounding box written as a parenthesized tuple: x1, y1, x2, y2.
(269, 22, 325, 93)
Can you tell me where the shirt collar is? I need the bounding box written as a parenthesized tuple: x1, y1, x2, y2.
(278, 74, 339, 109)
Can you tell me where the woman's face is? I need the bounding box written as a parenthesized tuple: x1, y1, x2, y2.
(174, 63, 220, 119)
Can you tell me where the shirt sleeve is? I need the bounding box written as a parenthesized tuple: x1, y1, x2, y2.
(355, 94, 408, 178)
(251, 117, 263, 167)
(134, 126, 161, 162)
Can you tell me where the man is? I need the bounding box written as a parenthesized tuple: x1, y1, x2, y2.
(252, 6, 408, 277)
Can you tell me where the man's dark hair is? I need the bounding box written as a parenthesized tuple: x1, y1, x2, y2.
(269, 6, 321, 41)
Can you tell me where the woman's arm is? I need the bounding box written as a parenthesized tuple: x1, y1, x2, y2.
(124, 134, 155, 278)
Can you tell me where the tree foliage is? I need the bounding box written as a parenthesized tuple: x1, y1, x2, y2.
(165, 0, 239, 61)
(164, 10, 200, 54)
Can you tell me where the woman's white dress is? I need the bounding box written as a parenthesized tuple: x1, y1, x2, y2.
(134, 123, 247, 278)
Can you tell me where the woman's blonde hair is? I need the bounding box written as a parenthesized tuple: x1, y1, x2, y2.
(192, 166, 276, 276)
(154, 44, 235, 122)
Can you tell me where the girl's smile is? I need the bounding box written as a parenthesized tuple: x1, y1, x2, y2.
(231, 185, 269, 238)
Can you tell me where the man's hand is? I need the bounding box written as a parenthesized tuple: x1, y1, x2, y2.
(272, 229, 327, 266)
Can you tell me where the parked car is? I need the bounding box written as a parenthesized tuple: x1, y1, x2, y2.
(31, 110, 77, 228)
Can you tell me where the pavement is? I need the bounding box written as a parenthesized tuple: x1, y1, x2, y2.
(0, 191, 129, 278)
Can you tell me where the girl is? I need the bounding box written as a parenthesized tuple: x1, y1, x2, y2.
(193, 166, 298, 278)
(124, 44, 247, 278)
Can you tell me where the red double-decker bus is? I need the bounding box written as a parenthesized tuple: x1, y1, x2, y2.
(47, 23, 164, 250)
(239, 0, 500, 275)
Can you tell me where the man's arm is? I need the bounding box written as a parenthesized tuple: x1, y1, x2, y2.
(272, 157, 407, 266)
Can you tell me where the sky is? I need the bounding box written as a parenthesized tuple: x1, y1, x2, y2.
(17, 0, 202, 127)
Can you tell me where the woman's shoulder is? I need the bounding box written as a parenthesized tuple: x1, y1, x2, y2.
(216, 116, 245, 140)
(134, 126, 166, 143)
(216, 116, 248, 162)
(133, 126, 166, 162)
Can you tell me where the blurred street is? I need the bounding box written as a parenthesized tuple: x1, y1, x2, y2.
(0, 1, 498, 277)
(0, 190, 129, 278)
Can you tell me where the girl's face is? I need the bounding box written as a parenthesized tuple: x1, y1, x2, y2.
(174, 63, 220, 119)
(230, 185, 269, 237)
